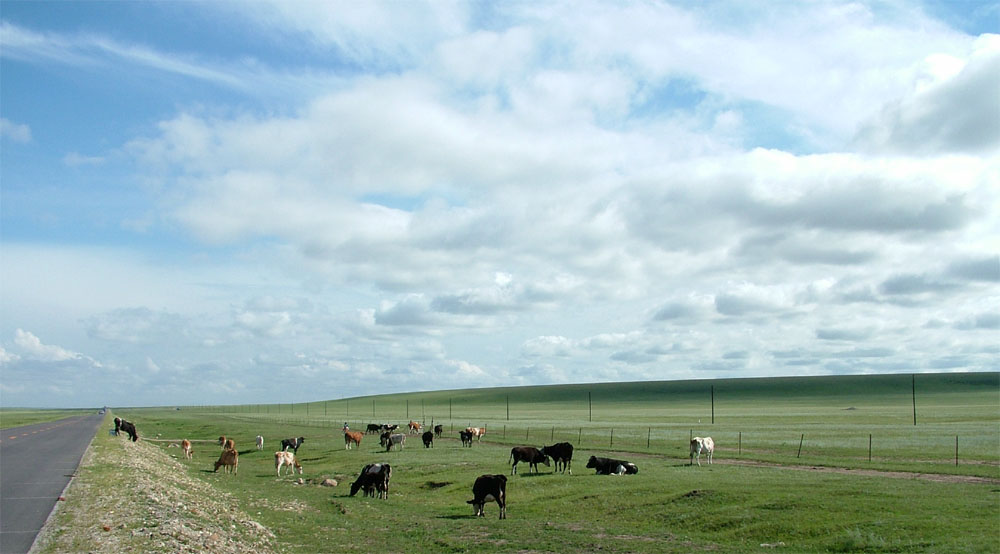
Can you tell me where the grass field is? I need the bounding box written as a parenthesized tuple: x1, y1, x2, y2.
(0, 408, 92, 429)
(100, 372, 1000, 552)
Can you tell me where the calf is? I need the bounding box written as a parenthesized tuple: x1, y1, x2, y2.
(256, 435, 264, 450)
(281, 437, 305, 453)
(181, 439, 193, 460)
(383, 433, 406, 452)
(509, 446, 550, 475)
(344, 431, 363, 450)
(119, 420, 138, 442)
(468, 475, 507, 519)
(214, 448, 239, 474)
(434, 424, 443, 438)
(408, 420, 422, 434)
(350, 463, 391, 499)
(275, 451, 303, 476)
(366, 423, 382, 435)
(586, 455, 638, 475)
(540, 442, 574, 474)
(422, 431, 434, 448)
(460, 430, 473, 447)
(218, 435, 227, 449)
(690, 436, 715, 466)
(223, 438, 235, 451)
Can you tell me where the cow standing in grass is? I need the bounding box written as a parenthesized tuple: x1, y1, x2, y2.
(690, 437, 715, 466)
(541, 442, 574, 474)
(468, 475, 507, 519)
(509, 446, 550, 475)
(345, 431, 363, 450)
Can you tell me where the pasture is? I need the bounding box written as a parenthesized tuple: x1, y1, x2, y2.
(0, 408, 90, 429)
(117, 373, 997, 552)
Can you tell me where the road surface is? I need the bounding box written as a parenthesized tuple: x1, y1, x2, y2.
(0, 414, 103, 554)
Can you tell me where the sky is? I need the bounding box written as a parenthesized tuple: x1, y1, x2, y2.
(1, 1, 997, 409)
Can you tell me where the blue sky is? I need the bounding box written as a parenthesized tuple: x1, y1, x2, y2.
(1, 1, 997, 408)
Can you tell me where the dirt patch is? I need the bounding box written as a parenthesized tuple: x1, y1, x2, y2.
(716, 458, 1000, 485)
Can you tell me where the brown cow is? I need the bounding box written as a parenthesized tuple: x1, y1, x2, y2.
(214, 449, 238, 474)
(181, 439, 193, 459)
(345, 431, 363, 450)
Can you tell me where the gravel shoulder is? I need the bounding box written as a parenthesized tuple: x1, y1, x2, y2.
(30, 427, 277, 554)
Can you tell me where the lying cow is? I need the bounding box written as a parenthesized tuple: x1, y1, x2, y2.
(350, 463, 391, 499)
(256, 435, 264, 450)
(586, 455, 638, 475)
(181, 439, 193, 459)
(422, 431, 434, 448)
(509, 446, 550, 475)
(281, 437, 305, 453)
(468, 474, 507, 519)
(275, 451, 303, 476)
(541, 442, 574, 474)
(690, 436, 715, 466)
(344, 431, 363, 450)
(214, 448, 238, 474)
(459, 430, 473, 447)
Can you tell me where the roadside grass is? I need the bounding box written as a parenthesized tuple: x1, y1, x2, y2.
(0, 408, 91, 429)
(114, 372, 1000, 553)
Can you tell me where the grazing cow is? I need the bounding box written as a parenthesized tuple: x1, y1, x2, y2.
(384, 433, 406, 452)
(468, 475, 507, 519)
(119, 420, 138, 442)
(350, 463, 391, 499)
(181, 439, 193, 460)
(540, 442, 574, 474)
(366, 423, 382, 435)
(466, 427, 486, 441)
(281, 437, 305, 453)
(586, 455, 638, 475)
(690, 436, 715, 466)
(459, 430, 473, 447)
(275, 451, 303, 476)
(509, 446, 550, 475)
(214, 449, 238, 474)
(256, 435, 264, 450)
(422, 431, 434, 448)
(344, 431, 363, 450)
(434, 424, 443, 438)
(408, 421, 422, 434)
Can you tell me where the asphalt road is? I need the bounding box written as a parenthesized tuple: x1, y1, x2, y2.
(0, 414, 103, 554)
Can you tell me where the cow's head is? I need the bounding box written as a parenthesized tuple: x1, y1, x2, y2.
(541, 456, 551, 467)
(467, 499, 486, 517)
(585, 456, 598, 468)
(349, 479, 364, 496)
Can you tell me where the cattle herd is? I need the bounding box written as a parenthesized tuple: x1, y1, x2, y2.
(112, 416, 716, 520)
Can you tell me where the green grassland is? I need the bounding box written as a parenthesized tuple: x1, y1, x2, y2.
(117, 372, 998, 552)
(0, 408, 92, 429)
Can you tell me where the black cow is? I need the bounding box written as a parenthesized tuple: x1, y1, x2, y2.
(509, 446, 550, 475)
(365, 423, 382, 435)
(119, 420, 138, 442)
(468, 474, 507, 519)
(541, 442, 574, 474)
(422, 431, 434, 448)
(433, 424, 443, 438)
(281, 437, 305, 453)
(459, 430, 473, 447)
(586, 455, 637, 475)
(113, 417, 122, 436)
(350, 463, 391, 499)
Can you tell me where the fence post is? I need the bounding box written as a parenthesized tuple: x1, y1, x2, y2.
(610, 428, 614, 448)
(739, 431, 742, 455)
(647, 427, 651, 449)
(869, 434, 872, 463)
(955, 435, 959, 466)
(579, 428, 582, 446)
(797, 433, 804, 458)
(551, 426, 555, 441)
(526, 427, 529, 440)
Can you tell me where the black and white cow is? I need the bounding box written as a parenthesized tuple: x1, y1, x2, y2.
(422, 431, 434, 448)
(586, 455, 638, 475)
(468, 474, 507, 519)
(281, 437, 305, 453)
(459, 430, 473, 447)
(540, 442, 574, 474)
(349, 463, 391, 499)
(509, 446, 550, 475)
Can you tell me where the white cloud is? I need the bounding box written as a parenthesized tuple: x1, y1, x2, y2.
(13, 329, 84, 362)
(1, 118, 32, 143)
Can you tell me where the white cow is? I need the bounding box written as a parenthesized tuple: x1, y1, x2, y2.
(275, 451, 303, 476)
(256, 435, 264, 450)
(690, 436, 715, 466)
